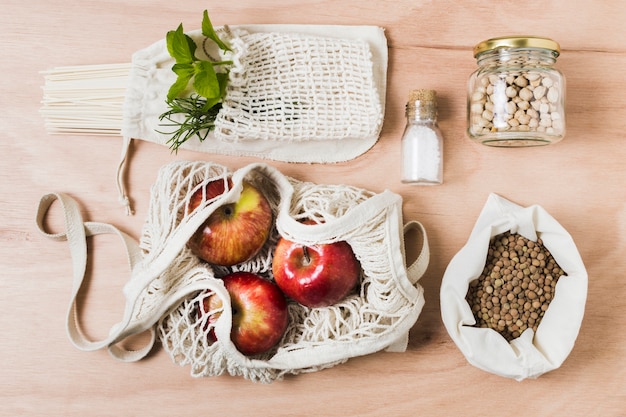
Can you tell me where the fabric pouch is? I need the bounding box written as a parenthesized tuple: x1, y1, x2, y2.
(122, 25, 386, 161)
(40, 25, 387, 215)
(440, 193, 587, 380)
(42, 24, 386, 163)
(36, 161, 428, 383)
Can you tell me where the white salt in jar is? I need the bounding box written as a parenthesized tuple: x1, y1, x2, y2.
(467, 36, 565, 147)
(401, 89, 443, 185)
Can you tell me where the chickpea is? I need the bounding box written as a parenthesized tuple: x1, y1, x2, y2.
(469, 71, 563, 136)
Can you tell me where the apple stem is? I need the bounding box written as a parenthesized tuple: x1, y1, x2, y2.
(302, 246, 311, 266)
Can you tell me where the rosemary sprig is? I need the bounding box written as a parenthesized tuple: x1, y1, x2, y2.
(157, 95, 222, 152)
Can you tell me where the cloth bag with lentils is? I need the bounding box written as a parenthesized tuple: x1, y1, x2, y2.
(440, 193, 587, 380)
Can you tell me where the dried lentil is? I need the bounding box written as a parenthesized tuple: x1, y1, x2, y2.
(466, 231, 567, 341)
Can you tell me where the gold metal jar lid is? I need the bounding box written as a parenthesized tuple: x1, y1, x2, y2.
(473, 36, 560, 58)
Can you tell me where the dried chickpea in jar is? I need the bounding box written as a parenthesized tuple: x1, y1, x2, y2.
(466, 231, 567, 341)
(467, 36, 566, 147)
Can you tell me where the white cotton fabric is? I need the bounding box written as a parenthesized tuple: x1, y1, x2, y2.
(122, 25, 387, 163)
(36, 161, 429, 383)
(440, 193, 588, 381)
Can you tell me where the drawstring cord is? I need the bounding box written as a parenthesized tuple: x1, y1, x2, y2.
(117, 136, 134, 215)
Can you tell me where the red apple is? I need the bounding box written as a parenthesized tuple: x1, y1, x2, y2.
(200, 272, 289, 356)
(187, 179, 273, 266)
(272, 227, 361, 308)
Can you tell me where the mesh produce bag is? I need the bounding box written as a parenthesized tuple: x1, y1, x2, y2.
(213, 29, 382, 143)
(36, 161, 428, 382)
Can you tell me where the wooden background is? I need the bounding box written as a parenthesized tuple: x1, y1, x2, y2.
(2, 0, 625, 415)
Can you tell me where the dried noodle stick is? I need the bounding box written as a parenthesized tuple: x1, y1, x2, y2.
(40, 63, 131, 136)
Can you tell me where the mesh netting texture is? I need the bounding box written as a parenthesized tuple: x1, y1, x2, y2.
(214, 30, 383, 143)
(136, 161, 423, 382)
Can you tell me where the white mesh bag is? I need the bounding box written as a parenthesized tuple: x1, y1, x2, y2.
(214, 29, 382, 143)
(36, 161, 428, 383)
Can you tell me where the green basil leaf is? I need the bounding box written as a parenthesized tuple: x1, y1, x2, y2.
(167, 71, 193, 100)
(184, 34, 198, 60)
(202, 96, 222, 112)
(166, 24, 197, 64)
(193, 61, 220, 99)
(200, 72, 229, 111)
(201, 10, 231, 52)
(216, 72, 229, 99)
(172, 63, 195, 78)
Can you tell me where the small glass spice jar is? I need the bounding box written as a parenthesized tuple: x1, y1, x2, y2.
(467, 36, 565, 146)
(401, 89, 443, 185)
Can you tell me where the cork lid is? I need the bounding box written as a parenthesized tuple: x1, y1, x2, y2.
(409, 89, 437, 103)
(406, 89, 437, 119)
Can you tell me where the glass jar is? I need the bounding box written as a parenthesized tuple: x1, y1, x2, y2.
(401, 89, 443, 185)
(467, 36, 565, 147)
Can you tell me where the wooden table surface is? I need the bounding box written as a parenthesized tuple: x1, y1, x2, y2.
(2, 1, 625, 415)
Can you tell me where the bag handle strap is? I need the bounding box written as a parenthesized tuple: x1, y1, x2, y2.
(404, 220, 430, 285)
(383, 220, 429, 353)
(35, 192, 154, 362)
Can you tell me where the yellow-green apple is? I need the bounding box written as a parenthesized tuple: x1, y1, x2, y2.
(200, 272, 289, 356)
(272, 227, 361, 308)
(187, 179, 273, 266)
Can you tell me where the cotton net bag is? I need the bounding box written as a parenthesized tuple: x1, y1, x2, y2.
(40, 24, 387, 212)
(440, 193, 587, 381)
(36, 160, 428, 383)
